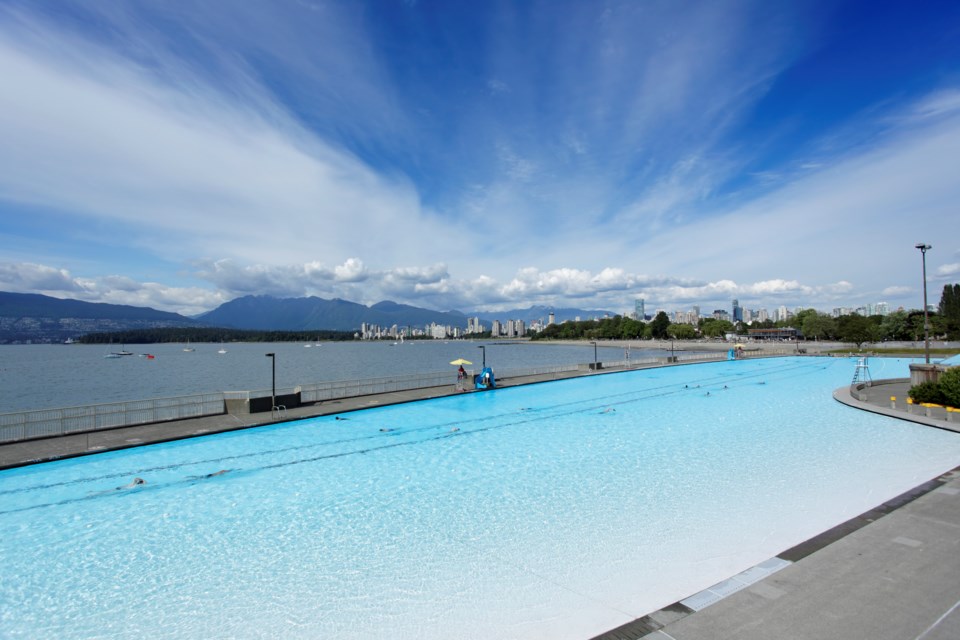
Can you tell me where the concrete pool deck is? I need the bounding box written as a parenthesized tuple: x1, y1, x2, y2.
(3, 362, 960, 640)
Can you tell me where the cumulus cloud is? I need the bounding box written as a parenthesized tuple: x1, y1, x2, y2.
(0, 262, 82, 293)
(882, 286, 913, 297)
(936, 263, 960, 278)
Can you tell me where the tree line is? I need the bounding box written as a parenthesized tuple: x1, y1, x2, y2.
(531, 284, 960, 345)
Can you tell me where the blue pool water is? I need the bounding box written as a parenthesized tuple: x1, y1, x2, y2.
(2, 357, 960, 639)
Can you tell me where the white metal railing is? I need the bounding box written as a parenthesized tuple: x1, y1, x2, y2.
(299, 370, 458, 403)
(675, 352, 727, 363)
(0, 352, 793, 444)
(0, 393, 225, 444)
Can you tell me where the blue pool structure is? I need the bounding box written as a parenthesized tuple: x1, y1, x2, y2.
(2, 356, 960, 639)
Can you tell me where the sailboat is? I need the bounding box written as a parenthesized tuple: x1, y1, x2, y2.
(218, 340, 227, 354)
(183, 339, 195, 352)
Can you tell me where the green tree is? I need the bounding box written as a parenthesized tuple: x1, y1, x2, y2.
(793, 308, 818, 331)
(801, 312, 836, 341)
(945, 284, 960, 338)
(650, 311, 671, 339)
(701, 319, 734, 338)
(620, 318, 645, 339)
(667, 323, 697, 340)
(837, 314, 876, 349)
(879, 310, 910, 341)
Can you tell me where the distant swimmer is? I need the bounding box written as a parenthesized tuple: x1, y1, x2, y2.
(450, 427, 460, 432)
(379, 428, 394, 432)
(600, 407, 616, 413)
(335, 416, 349, 421)
(88, 477, 146, 496)
(187, 469, 232, 480)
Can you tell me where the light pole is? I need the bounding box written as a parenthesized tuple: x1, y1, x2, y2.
(915, 243, 932, 364)
(477, 345, 486, 369)
(265, 352, 276, 409)
(590, 341, 597, 370)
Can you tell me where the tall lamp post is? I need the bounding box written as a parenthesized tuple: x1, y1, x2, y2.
(265, 352, 276, 409)
(590, 341, 597, 370)
(915, 243, 932, 364)
(477, 345, 486, 369)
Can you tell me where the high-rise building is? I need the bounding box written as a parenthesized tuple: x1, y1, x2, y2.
(635, 299, 646, 320)
(732, 299, 743, 323)
(548, 312, 555, 325)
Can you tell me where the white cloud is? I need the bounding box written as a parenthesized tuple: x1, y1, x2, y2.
(0, 9, 470, 275)
(882, 286, 913, 297)
(334, 259, 369, 283)
(936, 263, 960, 278)
(0, 262, 82, 293)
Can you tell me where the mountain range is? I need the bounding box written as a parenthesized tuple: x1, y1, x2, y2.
(0, 291, 617, 342)
(0, 291, 200, 343)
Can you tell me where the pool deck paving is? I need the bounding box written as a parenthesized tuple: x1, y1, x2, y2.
(4, 359, 960, 640)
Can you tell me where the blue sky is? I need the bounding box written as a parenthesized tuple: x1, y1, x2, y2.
(1, 0, 958, 317)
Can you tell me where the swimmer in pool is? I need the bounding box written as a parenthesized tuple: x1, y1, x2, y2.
(88, 476, 146, 496)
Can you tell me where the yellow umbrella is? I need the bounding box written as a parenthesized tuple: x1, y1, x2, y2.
(735, 343, 745, 348)
(449, 358, 473, 365)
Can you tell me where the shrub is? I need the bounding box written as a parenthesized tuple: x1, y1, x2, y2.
(939, 367, 960, 408)
(909, 381, 946, 405)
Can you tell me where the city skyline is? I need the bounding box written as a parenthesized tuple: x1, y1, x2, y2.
(1, 1, 959, 316)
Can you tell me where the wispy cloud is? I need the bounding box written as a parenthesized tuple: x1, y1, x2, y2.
(0, 1, 958, 318)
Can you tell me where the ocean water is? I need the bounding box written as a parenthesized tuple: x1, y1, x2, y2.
(0, 340, 648, 413)
(2, 356, 960, 639)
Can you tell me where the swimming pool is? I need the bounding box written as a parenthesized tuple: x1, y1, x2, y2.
(2, 357, 959, 639)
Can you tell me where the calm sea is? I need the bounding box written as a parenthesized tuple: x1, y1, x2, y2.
(0, 341, 668, 413)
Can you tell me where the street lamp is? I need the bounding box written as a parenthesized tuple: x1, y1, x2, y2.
(477, 345, 486, 368)
(590, 341, 597, 370)
(265, 352, 276, 409)
(915, 243, 932, 364)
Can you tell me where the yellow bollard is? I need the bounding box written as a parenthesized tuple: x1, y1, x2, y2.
(890, 396, 897, 409)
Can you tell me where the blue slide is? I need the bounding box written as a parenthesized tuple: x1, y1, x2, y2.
(475, 367, 496, 390)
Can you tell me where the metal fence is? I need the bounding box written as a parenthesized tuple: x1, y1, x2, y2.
(298, 370, 455, 403)
(0, 351, 787, 444)
(0, 393, 225, 444)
